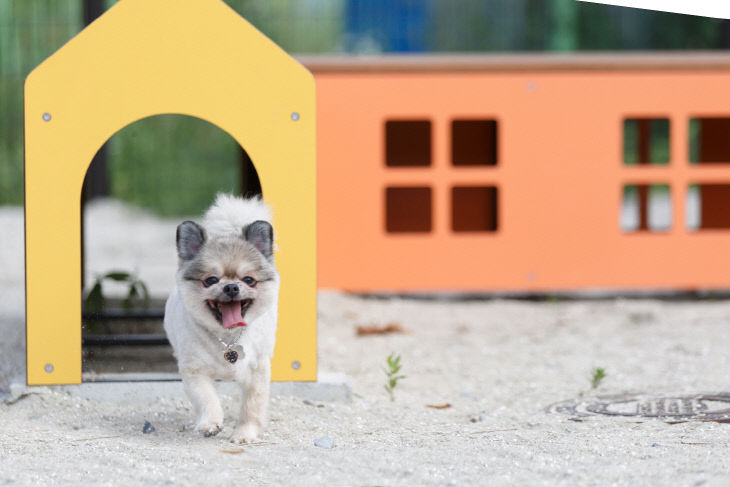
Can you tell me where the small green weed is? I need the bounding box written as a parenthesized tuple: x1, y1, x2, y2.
(590, 367, 606, 389)
(384, 353, 405, 402)
(84, 270, 150, 313)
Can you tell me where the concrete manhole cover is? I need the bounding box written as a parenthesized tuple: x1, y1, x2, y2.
(547, 393, 730, 421)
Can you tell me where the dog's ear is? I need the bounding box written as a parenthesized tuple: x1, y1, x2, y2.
(244, 220, 274, 260)
(177, 221, 206, 261)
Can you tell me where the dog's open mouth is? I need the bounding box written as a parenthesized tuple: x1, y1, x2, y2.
(206, 299, 253, 329)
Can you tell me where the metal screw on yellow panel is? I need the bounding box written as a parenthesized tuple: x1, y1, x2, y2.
(44, 363, 54, 373)
(291, 361, 301, 370)
(527, 272, 537, 282)
(527, 82, 537, 93)
(290, 112, 300, 121)
(42, 113, 51, 122)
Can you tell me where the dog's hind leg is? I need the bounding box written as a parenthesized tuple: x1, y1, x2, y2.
(230, 362, 271, 444)
(182, 372, 224, 437)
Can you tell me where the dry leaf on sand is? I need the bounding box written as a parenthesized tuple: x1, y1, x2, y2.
(426, 403, 452, 409)
(356, 322, 408, 336)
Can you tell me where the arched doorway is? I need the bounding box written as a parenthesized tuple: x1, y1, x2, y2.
(80, 114, 262, 377)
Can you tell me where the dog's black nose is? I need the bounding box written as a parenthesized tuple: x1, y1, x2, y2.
(223, 283, 239, 297)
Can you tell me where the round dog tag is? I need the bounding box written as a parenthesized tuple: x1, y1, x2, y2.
(224, 349, 238, 364)
(224, 345, 245, 364)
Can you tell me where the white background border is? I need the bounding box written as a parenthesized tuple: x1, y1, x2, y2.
(579, 0, 730, 20)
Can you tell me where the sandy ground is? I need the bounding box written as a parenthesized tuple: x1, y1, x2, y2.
(2, 201, 730, 486)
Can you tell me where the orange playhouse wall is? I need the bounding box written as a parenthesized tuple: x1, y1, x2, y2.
(306, 54, 730, 292)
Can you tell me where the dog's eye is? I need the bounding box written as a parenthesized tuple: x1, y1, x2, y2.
(202, 276, 219, 287)
(242, 276, 257, 287)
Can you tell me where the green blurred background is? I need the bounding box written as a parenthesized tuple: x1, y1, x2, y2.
(1, 0, 729, 216)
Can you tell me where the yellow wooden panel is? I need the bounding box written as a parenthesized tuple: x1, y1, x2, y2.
(25, 0, 316, 384)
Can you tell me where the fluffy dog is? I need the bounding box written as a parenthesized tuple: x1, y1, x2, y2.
(164, 194, 279, 443)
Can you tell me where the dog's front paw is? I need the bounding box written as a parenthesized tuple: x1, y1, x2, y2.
(229, 423, 260, 444)
(195, 421, 222, 437)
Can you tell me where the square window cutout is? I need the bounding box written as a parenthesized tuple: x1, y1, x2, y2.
(385, 187, 432, 233)
(689, 118, 730, 164)
(686, 184, 730, 230)
(452, 186, 498, 232)
(452, 120, 498, 166)
(623, 118, 669, 165)
(620, 184, 671, 232)
(385, 120, 431, 167)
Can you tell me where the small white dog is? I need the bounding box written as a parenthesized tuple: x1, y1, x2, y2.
(164, 194, 279, 443)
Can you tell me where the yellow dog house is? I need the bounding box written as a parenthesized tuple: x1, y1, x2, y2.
(24, 0, 316, 385)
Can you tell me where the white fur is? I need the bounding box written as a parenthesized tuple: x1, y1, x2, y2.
(203, 193, 272, 239)
(164, 194, 279, 444)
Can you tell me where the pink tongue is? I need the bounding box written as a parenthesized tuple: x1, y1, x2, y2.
(220, 301, 246, 329)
